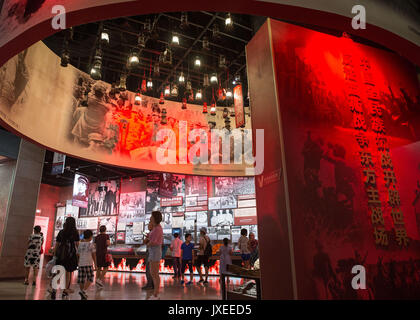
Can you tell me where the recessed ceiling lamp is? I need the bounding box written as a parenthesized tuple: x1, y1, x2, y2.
(171, 83, 179, 97)
(195, 89, 203, 100)
(134, 90, 142, 105)
(147, 77, 153, 89)
(225, 13, 233, 28)
(203, 74, 210, 87)
(162, 47, 173, 65)
(172, 32, 180, 46)
(128, 49, 140, 67)
(194, 56, 201, 68)
(179, 72, 185, 84)
(100, 28, 110, 45)
(164, 85, 171, 97)
(90, 48, 102, 80)
(210, 73, 218, 84)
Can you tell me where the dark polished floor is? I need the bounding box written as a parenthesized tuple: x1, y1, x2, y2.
(0, 271, 245, 300)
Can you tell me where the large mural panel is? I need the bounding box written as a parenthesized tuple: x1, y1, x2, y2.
(270, 19, 420, 299)
(0, 41, 253, 176)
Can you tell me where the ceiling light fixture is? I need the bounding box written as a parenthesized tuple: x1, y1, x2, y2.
(90, 48, 102, 80)
(194, 56, 201, 68)
(225, 13, 233, 27)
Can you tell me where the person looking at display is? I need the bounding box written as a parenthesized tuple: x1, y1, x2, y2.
(219, 238, 233, 283)
(238, 228, 251, 269)
(53, 217, 80, 299)
(147, 211, 163, 300)
(180, 233, 195, 286)
(142, 221, 154, 290)
(170, 233, 183, 280)
(94, 225, 111, 289)
(23, 225, 43, 286)
(77, 230, 97, 300)
(196, 227, 211, 285)
(248, 232, 259, 268)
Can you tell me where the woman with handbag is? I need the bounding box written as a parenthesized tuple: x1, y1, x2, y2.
(53, 217, 79, 299)
(94, 225, 111, 289)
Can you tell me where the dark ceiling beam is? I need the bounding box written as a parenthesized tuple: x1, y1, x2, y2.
(158, 13, 219, 92)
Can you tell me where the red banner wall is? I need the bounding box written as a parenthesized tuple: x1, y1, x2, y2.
(269, 19, 420, 299)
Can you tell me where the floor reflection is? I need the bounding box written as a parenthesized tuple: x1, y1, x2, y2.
(0, 272, 245, 300)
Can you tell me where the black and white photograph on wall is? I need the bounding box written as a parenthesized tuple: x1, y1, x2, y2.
(159, 173, 174, 198)
(196, 211, 209, 228)
(208, 197, 221, 210)
(220, 195, 237, 209)
(108, 233, 115, 245)
(185, 196, 197, 207)
(55, 216, 65, 230)
(172, 175, 186, 196)
(184, 211, 196, 221)
(183, 219, 195, 233)
(163, 229, 173, 245)
(117, 221, 126, 231)
(207, 227, 217, 241)
(125, 224, 142, 245)
(99, 216, 117, 234)
(72, 174, 89, 208)
(146, 179, 160, 213)
(214, 177, 235, 196)
(234, 177, 255, 195)
(209, 209, 234, 226)
(217, 226, 231, 240)
(65, 200, 80, 219)
(185, 175, 207, 196)
(161, 212, 172, 229)
(248, 225, 258, 239)
(119, 191, 146, 222)
(172, 216, 184, 229)
(83, 180, 120, 217)
(231, 226, 241, 243)
(77, 217, 99, 230)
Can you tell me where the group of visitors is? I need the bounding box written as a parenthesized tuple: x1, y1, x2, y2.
(238, 228, 259, 269)
(23, 217, 111, 300)
(24, 212, 259, 300)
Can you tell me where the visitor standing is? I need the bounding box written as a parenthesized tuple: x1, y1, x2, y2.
(196, 227, 211, 285)
(248, 232, 259, 267)
(94, 225, 110, 289)
(147, 211, 163, 300)
(238, 228, 251, 269)
(180, 233, 194, 286)
(142, 221, 154, 290)
(23, 225, 44, 286)
(77, 230, 97, 300)
(170, 233, 183, 280)
(219, 238, 233, 277)
(54, 217, 79, 299)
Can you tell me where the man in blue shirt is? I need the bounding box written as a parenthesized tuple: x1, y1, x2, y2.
(180, 233, 195, 285)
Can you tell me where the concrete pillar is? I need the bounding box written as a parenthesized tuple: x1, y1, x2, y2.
(0, 139, 45, 279)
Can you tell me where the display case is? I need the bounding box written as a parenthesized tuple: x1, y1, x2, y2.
(221, 264, 261, 300)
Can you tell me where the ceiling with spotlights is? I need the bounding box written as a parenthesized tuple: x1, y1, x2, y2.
(43, 12, 267, 106)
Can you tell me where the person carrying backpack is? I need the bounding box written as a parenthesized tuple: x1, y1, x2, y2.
(196, 227, 212, 285)
(53, 217, 80, 299)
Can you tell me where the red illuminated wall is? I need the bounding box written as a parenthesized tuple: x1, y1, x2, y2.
(36, 184, 72, 253)
(248, 19, 420, 300)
